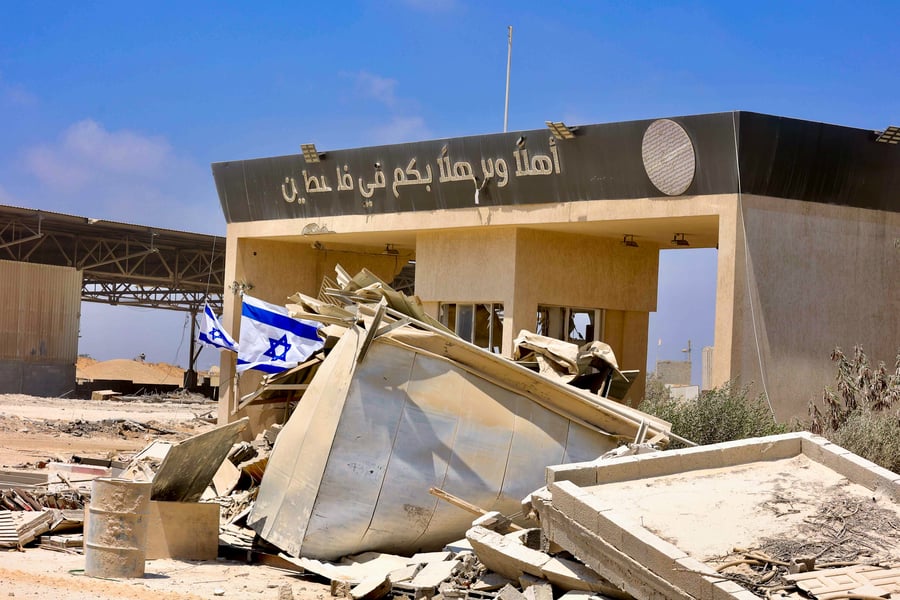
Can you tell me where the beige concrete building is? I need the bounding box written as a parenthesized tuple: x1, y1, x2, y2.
(654, 360, 692, 387)
(212, 112, 899, 426)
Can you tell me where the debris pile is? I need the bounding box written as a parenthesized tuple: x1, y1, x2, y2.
(245, 267, 670, 560)
(5, 268, 900, 600)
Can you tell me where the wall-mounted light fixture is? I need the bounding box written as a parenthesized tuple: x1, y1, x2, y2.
(671, 233, 690, 246)
(875, 126, 900, 144)
(546, 121, 577, 140)
(301, 143, 325, 163)
(301, 222, 332, 235)
(621, 234, 639, 248)
(228, 280, 254, 294)
(515, 135, 527, 148)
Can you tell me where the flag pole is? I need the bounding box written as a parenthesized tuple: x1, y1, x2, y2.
(503, 25, 512, 133)
(185, 306, 198, 389)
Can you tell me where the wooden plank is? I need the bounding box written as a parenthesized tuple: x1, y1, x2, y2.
(786, 564, 900, 596)
(0, 470, 49, 487)
(0, 511, 19, 547)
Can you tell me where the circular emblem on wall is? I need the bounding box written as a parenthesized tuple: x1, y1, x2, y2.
(641, 119, 696, 196)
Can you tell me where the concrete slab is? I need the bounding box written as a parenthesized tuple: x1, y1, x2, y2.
(466, 524, 625, 597)
(536, 497, 694, 600)
(408, 560, 459, 588)
(350, 575, 391, 600)
(409, 550, 454, 564)
(541, 432, 900, 600)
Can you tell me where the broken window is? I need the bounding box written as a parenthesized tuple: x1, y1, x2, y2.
(439, 303, 504, 353)
(536, 305, 605, 345)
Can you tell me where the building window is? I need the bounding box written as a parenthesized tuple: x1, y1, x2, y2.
(536, 305, 605, 345)
(439, 303, 504, 353)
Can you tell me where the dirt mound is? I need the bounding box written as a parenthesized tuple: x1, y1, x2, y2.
(76, 359, 184, 385)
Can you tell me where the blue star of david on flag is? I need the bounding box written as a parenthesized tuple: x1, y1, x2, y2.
(197, 303, 239, 352)
(236, 295, 324, 374)
(264, 334, 291, 361)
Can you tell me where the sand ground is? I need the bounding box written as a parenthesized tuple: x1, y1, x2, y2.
(0, 393, 331, 600)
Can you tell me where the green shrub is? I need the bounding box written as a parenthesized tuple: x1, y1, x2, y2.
(810, 345, 900, 472)
(828, 410, 900, 473)
(641, 379, 788, 448)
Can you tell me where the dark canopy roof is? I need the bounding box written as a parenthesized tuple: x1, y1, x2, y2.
(212, 111, 899, 224)
(0, 204, 225, 312)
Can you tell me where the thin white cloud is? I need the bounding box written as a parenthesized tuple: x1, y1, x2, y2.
(0, 73, 38, 107)
(3, 83, 38, 107)
(370, 115, 432, 145)
(15, 119, 223, 234)
(344, 71, 431, 143)
(356, 71, 399, 108)
(24, 119, 171, 191)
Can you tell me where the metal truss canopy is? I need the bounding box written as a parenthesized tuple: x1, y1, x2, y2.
(0, 205, 225, 313)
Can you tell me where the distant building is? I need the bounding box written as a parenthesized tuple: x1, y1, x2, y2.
(654, 360, 692, 386)
(702, 346, 715, 390)
(668, 384, 700, 402)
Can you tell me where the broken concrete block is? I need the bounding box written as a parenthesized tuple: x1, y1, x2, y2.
(409, 560, 459, 588)
(409, 550, 454, 564)
(278, 584, 295, 600)
(212, 455, 242, 496)
(472, 511, 512, 532)
(331, 580, 353, 597)
(538, 498, 690, 599)
(496, 584, 527, 600)
(350, 575, 391, 600)
(466, 525, 550, 581)
(541, 557, 618, 595)
(471, 572, 515, 592)
(521, 580, 553, 600)
(388, 564, 420, 584)
(514, 528, 543, 550)
(391, 582, 435, 600)
(558, 592, 622, 600)
(288, 552, 410, 587)
(442, 538, 472, 554)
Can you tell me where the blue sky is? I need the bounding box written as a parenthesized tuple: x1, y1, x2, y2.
(1, 1, 898, 382)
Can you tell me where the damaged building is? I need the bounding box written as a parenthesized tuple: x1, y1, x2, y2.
(211, 112, 899, 426)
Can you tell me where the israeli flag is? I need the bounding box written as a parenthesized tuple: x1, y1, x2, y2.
(236, 295, 323, 374)
(198, 303, 239, 352)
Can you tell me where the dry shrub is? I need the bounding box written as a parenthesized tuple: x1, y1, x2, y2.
(641, 378, 788, 448)
(810, 345, 900, 473)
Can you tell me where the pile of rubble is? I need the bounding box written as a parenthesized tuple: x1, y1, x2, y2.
(3, 268, 900, 599)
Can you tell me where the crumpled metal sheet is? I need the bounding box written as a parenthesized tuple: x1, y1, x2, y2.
(248, 320, 668, 560)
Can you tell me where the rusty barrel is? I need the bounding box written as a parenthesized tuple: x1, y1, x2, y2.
(84, 478, 152, 578)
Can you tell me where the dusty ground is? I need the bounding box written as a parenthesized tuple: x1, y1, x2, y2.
(0, 393, 331, 600)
